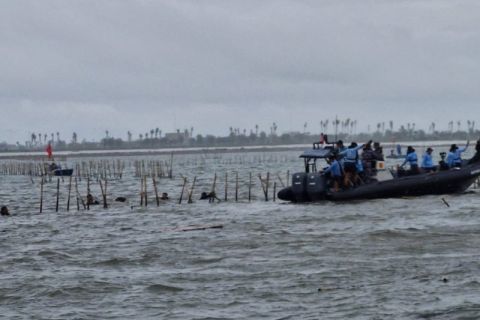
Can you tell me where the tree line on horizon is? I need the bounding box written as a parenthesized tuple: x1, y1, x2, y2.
(3, 119, 478, 152)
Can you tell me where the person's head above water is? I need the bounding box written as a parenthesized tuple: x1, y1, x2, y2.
(1, 206, 9, 216)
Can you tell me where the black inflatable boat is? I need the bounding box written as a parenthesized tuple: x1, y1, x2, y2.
(278, 145, 480, 202)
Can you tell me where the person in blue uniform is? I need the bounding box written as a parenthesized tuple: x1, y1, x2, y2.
(323, 154, 342, 192)
(340, 142, 364, 187)
(421, 147, 436, 172)
(447, 142, 469, 168)
(396, 144, 402, 155)
(400, 146, 419, 174)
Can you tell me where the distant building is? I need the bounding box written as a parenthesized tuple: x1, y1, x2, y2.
(164, 131, 189, 144)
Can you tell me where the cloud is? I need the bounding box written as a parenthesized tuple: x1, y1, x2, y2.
(0, 0, 479, 142)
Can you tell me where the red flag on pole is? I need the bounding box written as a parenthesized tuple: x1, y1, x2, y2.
(46, 143, 53, 159)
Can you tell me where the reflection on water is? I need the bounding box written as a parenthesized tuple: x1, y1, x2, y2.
(1, 150, 480, 319)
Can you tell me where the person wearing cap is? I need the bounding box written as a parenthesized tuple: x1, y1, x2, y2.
(322, 154, 342, 192)
(400, 146, 419, 174)
(421, 147, 436, 172)
(447, 141, 469, 168)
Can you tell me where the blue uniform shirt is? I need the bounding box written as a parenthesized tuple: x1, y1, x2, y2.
(402, 152, 418, 167)
(356, 159, 364, 172)
(340, 144, 364, 163)
(421, 153, 434, 168)
(447, 146, 467, 167)
(323, 160, 342, 177)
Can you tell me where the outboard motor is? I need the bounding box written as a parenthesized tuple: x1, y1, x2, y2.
(291, 172, 309, 202)
(306, 173, 327, 201)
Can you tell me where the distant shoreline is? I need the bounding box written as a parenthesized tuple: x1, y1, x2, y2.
(0, 140, 470, 161)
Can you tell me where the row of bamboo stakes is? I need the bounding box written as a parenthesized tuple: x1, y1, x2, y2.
(36, 170, 291, 213)
(0, 160, 126, 179)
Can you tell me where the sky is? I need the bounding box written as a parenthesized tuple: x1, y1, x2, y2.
(1, 0, 479, 143)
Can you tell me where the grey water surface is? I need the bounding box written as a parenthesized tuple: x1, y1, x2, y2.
(1, 150, 480, 319)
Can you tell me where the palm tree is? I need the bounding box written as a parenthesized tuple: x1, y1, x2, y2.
(139, 134, 143, 140)
(457, 121, 461, 132)
(127, 131, 132, 142)
(31, 133, 36, 145)
(150, 129, 154, 138)
(56, 132, 60, 143)
(72, 132, 78, 144)
(155, 128, 159, 138)
(303, 122, 308, 133)
(389, 120, 394, 132)
(105, 130, 109, 138)
(255, 124, 259, 136)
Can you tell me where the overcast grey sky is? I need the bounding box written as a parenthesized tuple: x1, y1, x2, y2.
(1, 0, 479, 143)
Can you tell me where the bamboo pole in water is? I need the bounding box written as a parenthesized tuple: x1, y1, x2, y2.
(258, 174, 267, 201)
(99, 179, 107, 209)
(67, 176, 72, 212)
(188, 176, 197, 204)
(144, 176, 148, 207)
(224, 172, 228, 201)
(265, 172, 270, 202)
(140, 176, 144, 207)
(40, 177, 44, 213)
(152, 177, 160, 207)
(87, 177, 90, 210)
(235, 171, 239, 202)
(55, 178, 60, 212)
(273, 182, 277, 202)
(210, 173, 218, 203)
(179, 177, 187, 204)
(248, 172, 252, 202)
(169, 152, 174, 179)
(75, 177, 80, 211)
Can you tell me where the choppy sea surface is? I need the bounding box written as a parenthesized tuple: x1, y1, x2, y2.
(1, 148, 480, 319)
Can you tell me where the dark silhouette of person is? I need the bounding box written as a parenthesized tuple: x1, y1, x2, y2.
(1, 206, 10, 216)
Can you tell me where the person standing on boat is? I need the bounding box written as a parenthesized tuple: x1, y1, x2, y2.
(396, 144, 402, 156)
(468, 140, 480, 164)
(373, 142, 385, 161)
(340, 142, 364, 187)
(361, 142, 377, 177)
(322, 154, 342, 192)
(335, 140, 347, 155)
(447, 142, 469, 168)
(421, 147, 436, 172)
(400, 146, 419, 174)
